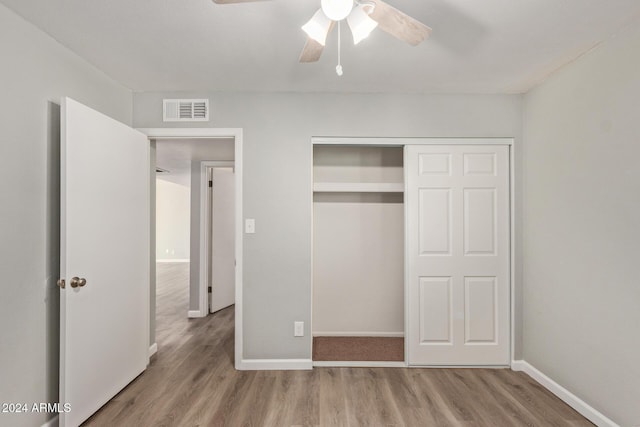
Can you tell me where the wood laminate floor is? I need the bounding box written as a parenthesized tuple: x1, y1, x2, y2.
(83, 262, 593, 427)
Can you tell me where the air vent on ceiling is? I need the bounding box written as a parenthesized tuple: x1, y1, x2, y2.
(163, 99, 209, 122)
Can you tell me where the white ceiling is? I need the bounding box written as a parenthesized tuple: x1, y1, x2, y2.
(156, 138, 234, 187)
(3, 0, 640, 93)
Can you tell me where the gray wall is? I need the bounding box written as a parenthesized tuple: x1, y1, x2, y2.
(134, 91, 523, 360)
(0, 4, 132, 427)
(522, 23, 640, 426)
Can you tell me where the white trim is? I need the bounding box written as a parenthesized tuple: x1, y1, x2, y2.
(188, 310, 205, 318)
(403, 145, 411, 365)
(138, 128, 239, 139)
(138, 127, 243, 371)
(148, 343, 158, 358)
(313, 361, 407, 368)
(511, 361, 619, 427)
(234, 134, 244, 371)
(312, 137, 514, 146)
(199, 163, 209, 318)
(156, 258, 189, 263)
(309, 142, 315, 363)
(509, 144, 516, 363)
(313, 332, 404, 337)
(510, 360, 527, 370)
(313, 182, 404, 193)
(41, 415, 59, 427)
(237, 359, 313, 371)
(410, 364, 509, 369)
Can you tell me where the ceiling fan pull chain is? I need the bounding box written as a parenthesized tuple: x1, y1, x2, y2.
(336, 21, 344, 76)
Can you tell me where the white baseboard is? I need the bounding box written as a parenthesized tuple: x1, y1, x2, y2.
(188, 310, 205, 318)
(313, 332, 404, 337)
(237, 359, 312, 371)
(41, 414, 59, 427)
(313, 361, 406, 368)
(156, 259, 189, 263)
(148, 343, 158, 358)
(511, 360, 618, 427)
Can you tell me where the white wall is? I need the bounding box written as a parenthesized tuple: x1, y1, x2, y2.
(313, 197, 404, 336)
(0, 4, 132, 427)
(134, 91, 523, 361)
(522, 22, 640, 426)
(156, 178, 190, 261)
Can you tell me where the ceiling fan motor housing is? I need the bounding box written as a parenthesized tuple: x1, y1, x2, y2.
(321, 0, 354, 21)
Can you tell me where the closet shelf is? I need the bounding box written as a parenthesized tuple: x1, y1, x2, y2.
(313, 182, 404, 193)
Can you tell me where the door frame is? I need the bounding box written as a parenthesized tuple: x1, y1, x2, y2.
(201, 161, 235, 315)
(310, 137, 516, 367)
(139, 127, 243, 370)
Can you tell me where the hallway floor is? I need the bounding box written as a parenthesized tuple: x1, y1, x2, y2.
(83, 262, 592, 426)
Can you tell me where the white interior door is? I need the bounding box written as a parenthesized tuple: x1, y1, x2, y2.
(406, 145, 510, 365)
(210, 167, 235, 313)
(60, 97, 149, 427)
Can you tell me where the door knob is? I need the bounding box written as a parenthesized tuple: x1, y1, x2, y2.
(57, 279, 65, 289)
(70, 277, 87, 288)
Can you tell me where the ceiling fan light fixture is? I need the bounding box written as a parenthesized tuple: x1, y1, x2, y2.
(320, 0, 354, 21)
(347, 4, 378, 44)
(302, 9, 333, 46)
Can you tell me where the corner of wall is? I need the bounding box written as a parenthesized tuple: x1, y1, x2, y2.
(511, 361, 619, 427)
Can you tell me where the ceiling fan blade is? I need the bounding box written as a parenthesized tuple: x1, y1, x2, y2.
(212, 0, 269, 4)
(299, 21, 335, 63)
(299, 37, 325, 63)
(369, 0, 432, 46)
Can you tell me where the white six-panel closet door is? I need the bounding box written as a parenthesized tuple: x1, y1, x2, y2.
(406, 145, 510, 366)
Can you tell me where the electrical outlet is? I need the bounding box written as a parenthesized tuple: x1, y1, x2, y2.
(294, 321, 304, 337)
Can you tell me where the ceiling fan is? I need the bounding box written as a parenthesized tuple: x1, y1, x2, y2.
(212, 0, 432, 67)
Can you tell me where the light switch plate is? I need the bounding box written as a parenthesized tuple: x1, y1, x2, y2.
(294, 321, 304, 337)
(245, 218, 255, 234)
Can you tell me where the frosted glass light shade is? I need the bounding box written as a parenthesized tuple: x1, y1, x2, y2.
(302, 9, 332, 46)
(320, 0, 353, 21)
(347, 5, 378, 44)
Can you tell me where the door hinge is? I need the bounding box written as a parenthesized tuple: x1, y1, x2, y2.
(208, 180, 213, 188)
(208, 286, 212, 293)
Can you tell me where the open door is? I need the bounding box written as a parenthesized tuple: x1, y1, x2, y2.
(209, 166, 235, 313)
(59, 98, 150, 427)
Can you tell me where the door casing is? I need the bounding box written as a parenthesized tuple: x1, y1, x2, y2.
(139, 128, 244, 370)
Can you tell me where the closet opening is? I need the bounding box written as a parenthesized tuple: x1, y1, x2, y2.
(311, 137, 512, 367)
(312, 144, 405, 364)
